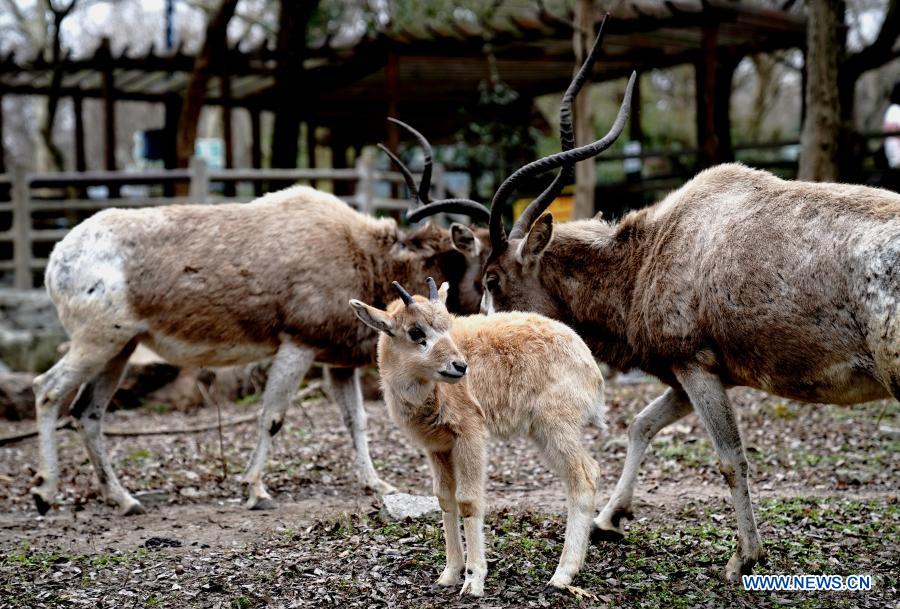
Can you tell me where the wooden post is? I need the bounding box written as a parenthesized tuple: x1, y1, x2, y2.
(72, 94, 86, 172)
(12, 165, 31, 289)
(572, 0, 596, 219)
(100, 38, 119, 197)
(433, 163, 446, 199)
(332, 128, 351, 196)
(385, 52, 400, 154)
(189, 157, 209, 202)
(306, 120, 317, 189)
(385, 52, 400, 199)
(355, 152, 374, 215)
(629, 72, 642, 143)
(0, 92, 6, 176)
(695, 25, 718, 169)
(220, 73, 235, 196)
(163, 95, 181, 197)
(249, 107, 263, 196)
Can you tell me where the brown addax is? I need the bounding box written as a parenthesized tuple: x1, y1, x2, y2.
(477, 32, 900, 585)
(31, 147, 492, 516)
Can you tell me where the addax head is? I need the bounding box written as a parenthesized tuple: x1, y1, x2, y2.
(480, 210, 558, 317)
(481, 14, 633, 318)
(349, 277, 468, 384)
(379, 119, 491, 314)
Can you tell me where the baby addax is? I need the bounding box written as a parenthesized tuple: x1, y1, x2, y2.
(350, 278, 606, 596)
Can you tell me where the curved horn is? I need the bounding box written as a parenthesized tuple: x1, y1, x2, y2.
(508, 13, 610, 240)
(391, 281, 415, 306)
(489, 14, 626, 248)
(426, 277, 438, 301)
(490, 71, 635, 244)
(377, 144, 420, 207)
(406, 198, 490, 223)
(379, 119, 491, 224)
(388, 118, 433, 202)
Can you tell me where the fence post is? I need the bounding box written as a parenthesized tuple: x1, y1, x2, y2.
(12, 165, 31, 290)
(433, 162, 446, 200)
(355, 152, 374, 215)
(189, 157, 209, 202)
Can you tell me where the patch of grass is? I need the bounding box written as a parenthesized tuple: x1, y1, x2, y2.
(291, 497, 898, 608)
(654, 437, 716, 468)
(236, 394, 260, 406)
(90, 551, 131, 567)
(123, 447, 153, 466)
(141, 401, 171, 414)
(230, 596, 252, 609)
(4, 544, 74, 570)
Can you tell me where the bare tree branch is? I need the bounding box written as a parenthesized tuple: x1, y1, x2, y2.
(843, 0, 900, 78)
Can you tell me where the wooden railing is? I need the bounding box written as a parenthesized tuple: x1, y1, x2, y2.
(0, 156, 437, 289)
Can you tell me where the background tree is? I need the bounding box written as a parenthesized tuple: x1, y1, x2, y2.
(799, 0, 899, 181)
(270, 0, 321, 169)
(798, 0, 843, 181)
(175, 0, 239, 168)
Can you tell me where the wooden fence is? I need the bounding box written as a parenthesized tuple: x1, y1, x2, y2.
(0, 157, 435, 289)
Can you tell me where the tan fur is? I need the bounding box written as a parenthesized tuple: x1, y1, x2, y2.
(481, 163, 900, 580)
(32, 185, 490, 516)
(351, 287, 605, 595)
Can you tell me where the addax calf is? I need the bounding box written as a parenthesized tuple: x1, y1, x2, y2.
(32, 184, 490, 516)
(351, 278, 606, 596)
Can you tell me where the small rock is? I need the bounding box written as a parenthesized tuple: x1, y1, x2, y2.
(612, 369, 654, 385)
(602, 435, 628, 451)
(144, 537, 181, 548)
(381, 493, 440, 520)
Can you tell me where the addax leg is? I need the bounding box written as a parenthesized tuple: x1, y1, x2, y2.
(539, 432, 600, 589)
(594, 387, 692, 541)
(427, 451, 464, 587)
(326, 367, 396, 495)
(454, 433, 487, 597)
(242, 340, 315, 510)
(31, 341, 128, 515)
(674, 364, 765, 582)
(71, 340, 143, 515)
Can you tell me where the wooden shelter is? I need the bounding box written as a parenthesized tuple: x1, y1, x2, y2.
(0, 0, 806, 175)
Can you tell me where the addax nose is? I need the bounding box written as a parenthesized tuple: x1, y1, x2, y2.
(452, 361, 468, 374)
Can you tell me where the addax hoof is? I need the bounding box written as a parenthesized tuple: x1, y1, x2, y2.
(590, 522, 624, 544)
(121, 502, 147, 516)
(32, 492, 52, 516)
(247, 497, 277, 511)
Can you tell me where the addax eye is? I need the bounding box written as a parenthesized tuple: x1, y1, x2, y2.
(408, 327, 426, 344)
(485, 275, 500, 293)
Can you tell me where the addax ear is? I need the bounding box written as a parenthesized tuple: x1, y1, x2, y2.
(450, 223, 481, 257)
(438, 281, 449, 304)
(349, 300, 394, 335)
(517, 212, 554, 264)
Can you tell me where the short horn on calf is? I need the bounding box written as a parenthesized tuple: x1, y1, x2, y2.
(392, 281, 415, 306)
(427, 277, 439, 301)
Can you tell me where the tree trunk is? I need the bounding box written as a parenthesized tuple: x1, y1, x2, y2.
(270, 0, 320, 170)
(798, 0, 843, 182)
(836, 0, 899, 179)
(175, 0, 239, 169)
(572, 0, 595, 219)
(37, 1, 76, 172)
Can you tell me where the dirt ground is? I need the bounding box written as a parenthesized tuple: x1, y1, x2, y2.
(0, 378, 897, 608)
